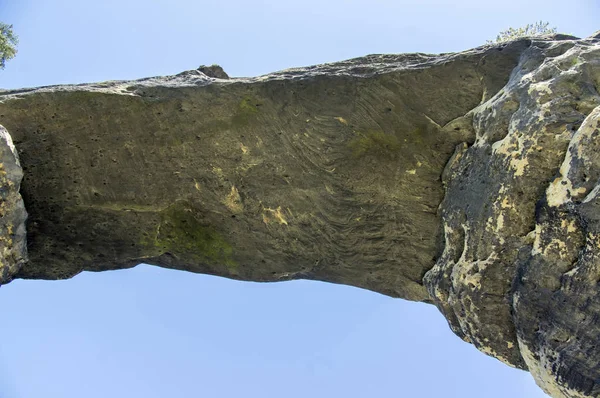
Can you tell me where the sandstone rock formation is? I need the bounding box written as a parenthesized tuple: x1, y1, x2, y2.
(0, 125, 27, 282)
(0, 31, 599, 397)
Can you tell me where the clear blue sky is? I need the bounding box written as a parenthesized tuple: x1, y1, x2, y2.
(0, 1, 597, 397)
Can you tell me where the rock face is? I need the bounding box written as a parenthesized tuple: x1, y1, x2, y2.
(423, 32, 600, 397)
(0, 125, 27, 283)
(0, 32, 599, 397)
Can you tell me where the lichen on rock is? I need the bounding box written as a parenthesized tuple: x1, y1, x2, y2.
(424, 32, 600, 396)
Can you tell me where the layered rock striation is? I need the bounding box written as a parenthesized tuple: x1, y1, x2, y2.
(1, 31, 599, 397)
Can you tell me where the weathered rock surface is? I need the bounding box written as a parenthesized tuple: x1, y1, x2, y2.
(424, 33, 600, 390)
(1, 31, 599, 397)
(0, 125, 27, 282)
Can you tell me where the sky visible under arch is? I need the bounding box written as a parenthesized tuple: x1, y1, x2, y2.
(0, 0, 598, 397)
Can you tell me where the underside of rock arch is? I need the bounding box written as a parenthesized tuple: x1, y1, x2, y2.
(1, 31, 600, 397)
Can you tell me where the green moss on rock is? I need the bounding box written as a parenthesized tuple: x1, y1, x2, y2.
(348, 130, 402, 159)
(231, 96, 261, 127)
(144, 202, 237, 269)
(239, 97, 259, 115)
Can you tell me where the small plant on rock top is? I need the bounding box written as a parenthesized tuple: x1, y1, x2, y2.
(487, 21, 557, 44)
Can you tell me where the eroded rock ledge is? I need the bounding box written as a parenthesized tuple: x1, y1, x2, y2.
(0, 32, 599, 397)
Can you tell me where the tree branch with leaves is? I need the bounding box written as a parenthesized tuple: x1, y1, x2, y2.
(0, 23, 18, 69)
